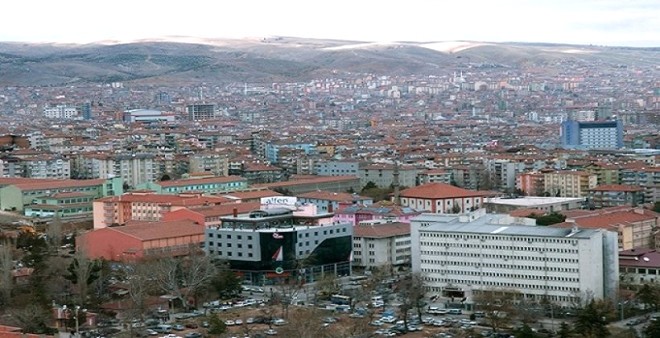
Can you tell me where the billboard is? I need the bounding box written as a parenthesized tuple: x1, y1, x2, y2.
(261, 196, 297, 206)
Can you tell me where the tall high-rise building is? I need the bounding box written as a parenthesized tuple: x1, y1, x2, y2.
(186, 104, 216, 121)
(560, 120, 623, 149)
(80, 102, 92, 120)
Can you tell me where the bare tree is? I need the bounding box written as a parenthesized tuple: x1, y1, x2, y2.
(0, 240, 13, 304)
(148, 249, 216, 310)
(273, 278, 302, 319)
(277, 307, 326, 338)
(126, 261, 157, 323)
(398, 271, 427, 329)
(46, 214, 63, 252)
(9, 304, 54, 334)
(472, 288, 519, 333)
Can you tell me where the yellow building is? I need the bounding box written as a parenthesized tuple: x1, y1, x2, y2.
(543, 170, 597, 197)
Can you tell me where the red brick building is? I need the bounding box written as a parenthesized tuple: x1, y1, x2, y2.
(77, 219, 205, 261)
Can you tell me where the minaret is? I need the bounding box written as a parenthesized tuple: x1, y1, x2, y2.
(393, 158, 401, 206)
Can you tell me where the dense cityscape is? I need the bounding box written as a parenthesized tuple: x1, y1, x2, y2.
(0, 33, 658, 338)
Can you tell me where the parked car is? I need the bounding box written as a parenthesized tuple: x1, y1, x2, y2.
(265, 329, 278, 336)
(184, 333, 202, 338)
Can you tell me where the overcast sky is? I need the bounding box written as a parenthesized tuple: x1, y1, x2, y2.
(2, 0, 658, 47)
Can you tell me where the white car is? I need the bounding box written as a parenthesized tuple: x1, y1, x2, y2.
(265, 329, 278, 336)
(224, 320, 235, 326)
(235, 319, 243, 325)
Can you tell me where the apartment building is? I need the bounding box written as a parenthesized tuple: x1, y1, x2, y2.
(352, 222, 411, 269)
(417, 169, 452, 185)
(205, 205, 352, 284)
(43, 105, 78, 119)
(22, 155, 71, 179)
(188, 152, 229, 176)
(560, 207, 659, 251)
(543, 171, 597, 198)
(517, 171, 546, 196)
(399, 182, 486, 214)
(74, 153, 158, 188)
(314, 160, 359, 176)
(620, 167, 660, 203)
(589, 184, 645, 208)
(411, 210, 619, 307)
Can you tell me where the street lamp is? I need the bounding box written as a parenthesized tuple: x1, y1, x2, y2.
(62, 305, 85, 338)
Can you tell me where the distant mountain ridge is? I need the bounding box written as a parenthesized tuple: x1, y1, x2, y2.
(0, 36, 657, 86)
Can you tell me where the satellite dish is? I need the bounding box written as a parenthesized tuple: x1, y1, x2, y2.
(634, 257, 639, 261)
(643, 257, 650, 262)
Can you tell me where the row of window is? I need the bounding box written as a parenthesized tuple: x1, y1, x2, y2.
(208, 233, 253, 241)
(420, 232, 578, 245)
(420, 259, 579, 273)
(298, 227, 347, 238)
(206, 241, 253, 249)
(420, 251, 579, 263)
(422, 268, 580, 283)
(424, 277, 580, 293)
(420, 241, 578, 253)
(208, 249, 253, 258)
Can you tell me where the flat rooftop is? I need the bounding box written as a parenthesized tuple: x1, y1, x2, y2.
(413, 212, 599, 239)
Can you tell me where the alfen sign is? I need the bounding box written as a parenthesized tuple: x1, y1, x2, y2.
(261, 196, 298, 206)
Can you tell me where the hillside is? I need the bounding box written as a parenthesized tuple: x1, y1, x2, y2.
(0, 36, 657, 86)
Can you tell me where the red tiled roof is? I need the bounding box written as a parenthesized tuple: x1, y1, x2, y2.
(400, 182, 485, 199)
(619, 249, 660, 268)
(114, 220, 205, 241)
(564, 209, 658, 229)
(353, 222, 410, 238)
(196, 202, 262, 217)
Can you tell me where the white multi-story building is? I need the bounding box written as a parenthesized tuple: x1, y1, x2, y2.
(352, 222, 411, 269)
(23, 155, 71, 179)
(411, 209, 619, 307)
(43, 105, 78, 119)
(75, 153, 158, 188)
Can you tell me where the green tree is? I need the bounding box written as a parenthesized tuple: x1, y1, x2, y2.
(211, 269, 242, 300)
(529, 212, 566, 226)
(653, 201, 660, 213)
(207, 314, 226, 335)
(361, 181, 377, 191)
(557, 321, 572, 338)
(573, 300, 610, 338)
(636, 283, 659, 311)
(64, 251, 103, 306)
(513, 324, 539, 338)
(644, 319, 660, 338)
